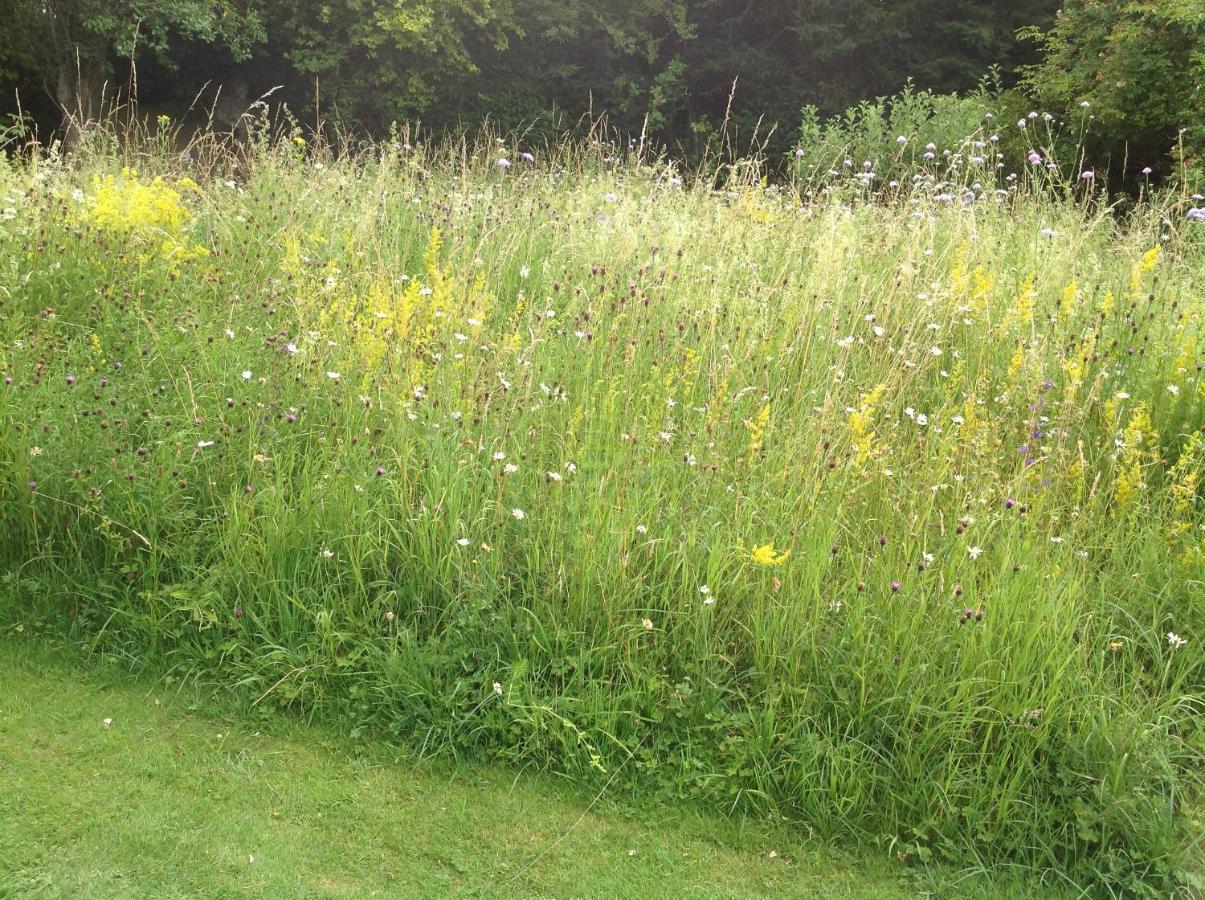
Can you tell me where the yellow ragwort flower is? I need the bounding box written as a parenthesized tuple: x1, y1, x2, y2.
(750, 543, 791, 566)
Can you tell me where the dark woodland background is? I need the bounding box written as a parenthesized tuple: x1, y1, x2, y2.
(1, 1, 1201, 182)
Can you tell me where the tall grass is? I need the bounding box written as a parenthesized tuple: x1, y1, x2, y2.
(1, 116, 1202, 894)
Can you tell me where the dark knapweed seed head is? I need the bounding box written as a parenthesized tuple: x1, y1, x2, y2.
(233, 608, 244, 619)
(856, 581, 865, 592)
(954, 584, 963, 596)
(878, 535, 887, 546)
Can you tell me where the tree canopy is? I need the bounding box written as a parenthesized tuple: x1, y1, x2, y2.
(1021, 0, 1204, 174)
(3, 0, 1195, 171)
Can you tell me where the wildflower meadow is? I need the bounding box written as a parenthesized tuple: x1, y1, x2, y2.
(1, 120, 1202, 894)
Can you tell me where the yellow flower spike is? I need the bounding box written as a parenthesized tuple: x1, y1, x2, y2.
(746, 402, 771, 456)
(750, 543, 791, 566)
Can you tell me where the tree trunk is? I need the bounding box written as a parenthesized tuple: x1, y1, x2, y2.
(57, 55, 101, 148)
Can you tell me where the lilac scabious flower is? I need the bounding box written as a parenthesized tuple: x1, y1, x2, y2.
(1027, 151, 1041, 165)
(495, 158, 511, 169)
(1080, 170, 1094, 180)
(1187, 207, 1205, 221)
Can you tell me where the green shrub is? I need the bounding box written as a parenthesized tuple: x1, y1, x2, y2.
(1020, 0, 1205, 186)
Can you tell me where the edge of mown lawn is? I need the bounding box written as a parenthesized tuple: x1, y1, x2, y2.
(0, 633, 1088, 898)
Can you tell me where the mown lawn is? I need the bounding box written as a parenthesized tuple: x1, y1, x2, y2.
(0, 638, 1076, 899)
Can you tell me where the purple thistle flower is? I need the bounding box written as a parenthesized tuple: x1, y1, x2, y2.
(891, 580, 901, 592)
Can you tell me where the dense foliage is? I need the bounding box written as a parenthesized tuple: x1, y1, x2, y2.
(1, 125, 1201, 894)
(0, 1, 262, 128)
(1, 0, 1063, 151)
(6, 0, 1199, 178)
(1021, 0, 1205, 179)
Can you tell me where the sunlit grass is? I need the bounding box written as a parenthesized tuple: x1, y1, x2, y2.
(1, 122, 1201, 894)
